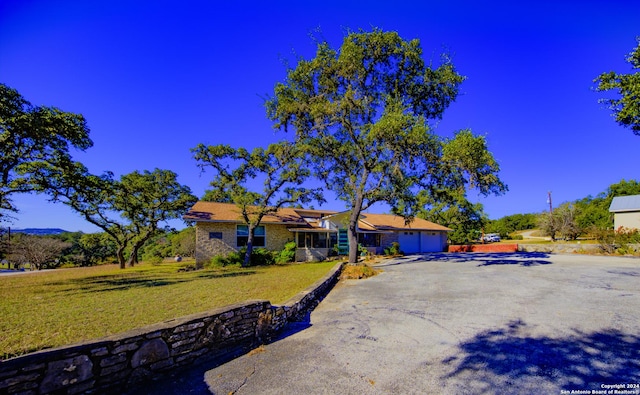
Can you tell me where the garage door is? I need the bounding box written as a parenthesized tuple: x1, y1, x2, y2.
(420, 232, 442, 252)
(399, 231, 420, 253)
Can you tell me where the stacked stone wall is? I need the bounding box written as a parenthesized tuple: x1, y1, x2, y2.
(0, 263, 344, 395)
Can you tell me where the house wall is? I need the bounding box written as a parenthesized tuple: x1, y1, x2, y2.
(195, 222, 295, 266)
(614, 212, 640, 230)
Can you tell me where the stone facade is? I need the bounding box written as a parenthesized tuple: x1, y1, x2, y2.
(195, 222, 295, 266)
(0, 263, 344, 395)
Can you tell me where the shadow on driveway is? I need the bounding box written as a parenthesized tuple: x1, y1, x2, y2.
(377, 252, 553, 268)
(442, 320, 640, 391)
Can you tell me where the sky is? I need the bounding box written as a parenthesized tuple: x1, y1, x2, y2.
(1, 0, 639, 233)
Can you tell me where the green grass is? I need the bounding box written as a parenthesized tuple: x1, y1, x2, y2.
(0, 260, 337, 360)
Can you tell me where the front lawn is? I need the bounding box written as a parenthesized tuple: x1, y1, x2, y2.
(0, 260, 337, 360)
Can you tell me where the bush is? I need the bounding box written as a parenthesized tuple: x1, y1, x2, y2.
(384, 242, 402, 256)
(249, 248, 275, 266)
(593, 226, 640, 255)
(208, 248, 276, 268)
(275, 241, 297, 264)
(509, 234, 524, 240)
(208, 250, 244, 268)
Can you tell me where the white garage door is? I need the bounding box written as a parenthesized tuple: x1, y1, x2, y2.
(399, 231, 420, 253)
(420, 232, 442, 252)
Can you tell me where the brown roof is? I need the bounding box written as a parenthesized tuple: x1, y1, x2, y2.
(184, 201, 451, 232)
(183, 201, 308, 225)
(358, 213, 452, 232)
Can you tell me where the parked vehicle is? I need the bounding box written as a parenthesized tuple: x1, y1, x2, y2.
(482, 233, 501, 243)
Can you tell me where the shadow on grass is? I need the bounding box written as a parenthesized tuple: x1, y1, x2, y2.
(48, 270, 257, 293)
(442, 320, 640, 392)
(377, 252, 553, 268)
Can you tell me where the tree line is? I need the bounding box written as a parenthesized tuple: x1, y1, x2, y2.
(2, 30, 638, 268)
(0, 228, 195, 270)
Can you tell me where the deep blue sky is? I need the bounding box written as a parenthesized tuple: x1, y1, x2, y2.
(1, 1, 639, 233)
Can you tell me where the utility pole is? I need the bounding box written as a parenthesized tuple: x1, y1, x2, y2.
(547, 191, 553, 214)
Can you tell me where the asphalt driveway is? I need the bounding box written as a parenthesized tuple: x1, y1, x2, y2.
(148, 252, 640, 394)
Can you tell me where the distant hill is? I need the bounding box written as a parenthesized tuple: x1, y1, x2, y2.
(10, 228, 70, 236)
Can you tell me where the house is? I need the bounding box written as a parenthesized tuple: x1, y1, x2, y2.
(609, 194, 640, 230)
(183, 201, 451, 265)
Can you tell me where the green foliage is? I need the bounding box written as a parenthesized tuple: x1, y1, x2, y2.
(209, 248, 278, 268)
(0, 84, 92, 221)
(249, 248, 276, 266)
(594, 37, 640, 136)
(28, 162, 196, 269)
(357, 243, 369, 257)
(275, 241, 297, 264)
(193, 140, 323, 267)
(486, 213, 537, 238)
(592, 227, 640, 255)
(418, 189, 488, 244)
(384, 241, 402, 256)
(267, 28, 505, 262)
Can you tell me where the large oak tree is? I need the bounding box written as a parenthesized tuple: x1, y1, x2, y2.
(267, 29, 506, 262)
(28, 160, 196, 268)
(193, 140, 322, 267)
(0, 83, 92, 221)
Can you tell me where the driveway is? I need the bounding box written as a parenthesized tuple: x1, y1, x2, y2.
(146, 253, 640, 394)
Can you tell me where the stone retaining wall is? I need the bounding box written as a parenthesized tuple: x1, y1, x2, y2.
(0, 262, 344, 395)
(518, 243, 602, 254)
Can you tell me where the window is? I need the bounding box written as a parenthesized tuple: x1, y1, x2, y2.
(209, 232, 223, 239)
(236, 225, 265, 247)
(296, 232, 330, 248)
(358, 233, 381, 247)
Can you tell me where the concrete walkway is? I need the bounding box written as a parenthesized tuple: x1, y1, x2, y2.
(146, 253, 640, 394)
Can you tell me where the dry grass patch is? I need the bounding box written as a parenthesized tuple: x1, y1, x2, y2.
(0, 260, 336, 360)
(340, 263, 380, 280)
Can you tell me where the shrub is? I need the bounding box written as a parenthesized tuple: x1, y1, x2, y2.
(275, 241, 297, 264)
(249, 248, 276, 266)
(509, 234, 524, 240)
(208, 248, 278, 268)
(208, 250, 244, 268)
(593, 226, 640, 255)
(384, 242, 402, 256)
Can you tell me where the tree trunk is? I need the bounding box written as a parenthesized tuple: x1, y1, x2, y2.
(348, 193, 365, 264)
(127, 241, 143, 267)
(243, 225, 255, 268)
(117, 247, 126, 269)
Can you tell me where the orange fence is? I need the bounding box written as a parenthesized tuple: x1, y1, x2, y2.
(448, 244, 519, 253)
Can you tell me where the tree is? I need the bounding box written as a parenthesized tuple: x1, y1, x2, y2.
(193, 140, 322, 267)
(595, 38, 640, 136)
(77, 232, 117, 266)
(0, 83, 92, 220)
(267, 29, 506, 262)
(486, 213, 537, 238)
(8, 234, 71, 270)
(538, 211, 559, 241)
(27, 160, 196, 268)
(170, 227, 196, 258)
(417, 190, 487, 244)
(555, 203, 581, 241)
(115, 169, 197, 266)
